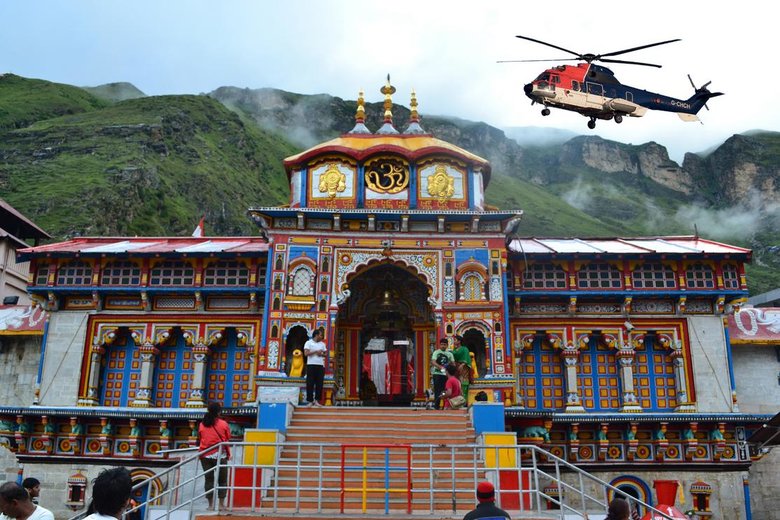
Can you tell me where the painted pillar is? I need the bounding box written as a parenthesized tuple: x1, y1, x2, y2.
(617, 346, 641, 413)
(669, 339, 694, 412)
(186, 342, 210, 408)
(132, 343, 159, 407)
(84, 343, 105, 406)
(561, 344, 585, 413)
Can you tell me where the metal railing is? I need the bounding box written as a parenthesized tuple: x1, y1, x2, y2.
(75, 441, 676, 520)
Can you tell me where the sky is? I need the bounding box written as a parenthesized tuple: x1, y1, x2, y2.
(1, 1, 776, 162)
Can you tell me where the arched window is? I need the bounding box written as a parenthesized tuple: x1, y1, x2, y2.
(722, 263, 740, 289)
(149, 261, 194, 286)
(685, 263, 715, 289)
(578, 341, 619, 411)
(207, 329, 252, 407)
(459, 272, 486, 301)
(154, 331, 192, 408)
(634, 335, 677, 411)
(522, 263, 567, 289)
(577, 263, 622, 289)
(101, 260, 142, 286)
(99, 330, 141, 407)
(57, 261, 93, 286)
(518, 335, 564, 410)
(204, 260, 250, 286)
(632, 263, 676, 289)
(288, 266, 315, 296)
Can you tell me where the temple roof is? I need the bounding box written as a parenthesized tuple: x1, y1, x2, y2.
(283, 134, 491, 181)
(17, 237, 268, 260)
(507, 236, 752, 258)
(283, 76, 492, 185)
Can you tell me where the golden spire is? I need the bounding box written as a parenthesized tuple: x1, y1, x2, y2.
(348, 89, 371, 134)
(355, 89, 365, 124)
(403, 87, 426, 135)
(380, 74, 396, 124)
(409, 89, 419, 123)
(377, 74, 399, 135)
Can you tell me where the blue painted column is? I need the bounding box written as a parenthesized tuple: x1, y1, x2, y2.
(34, 313, 51, 404)
(724, 324, 739, 412)
(743, 474, 752, 520)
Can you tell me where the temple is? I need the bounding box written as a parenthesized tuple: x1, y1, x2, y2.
(1, 78, 774, 519)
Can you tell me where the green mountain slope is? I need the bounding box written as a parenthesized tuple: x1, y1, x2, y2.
(81, 82, 146, 103)
(0, 73, 107, 130)
(0, 94, 292, 237)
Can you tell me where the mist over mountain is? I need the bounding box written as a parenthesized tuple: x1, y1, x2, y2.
(0, 74, 778, 293)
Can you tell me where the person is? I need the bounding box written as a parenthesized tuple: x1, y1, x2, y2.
(198, 401, 231, 510)
(431, 338, 454, 410)
(451, 335, 472, 405)
(82, 467, 133, 520)
(303, 329, 327, 406)
(21, 478, 40, 505)
(442, 363, 462, 409)
(0, 482, 53, 520)
(605, 497, 631, 520)
(462, 481, 510, 520)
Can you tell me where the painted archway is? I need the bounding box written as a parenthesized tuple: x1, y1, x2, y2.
(334, 262, 436, 405)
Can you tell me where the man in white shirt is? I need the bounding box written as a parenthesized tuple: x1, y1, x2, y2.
(303, 329, 327, 406)
(0, 482, 54, 520)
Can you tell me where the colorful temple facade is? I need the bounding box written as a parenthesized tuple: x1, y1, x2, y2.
(0, 80, 774, 519)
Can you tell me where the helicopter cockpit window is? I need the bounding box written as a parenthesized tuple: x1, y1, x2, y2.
(551, 75, 560, 84)
(571, 80, 580, 91)
(535, 73, 550, 82)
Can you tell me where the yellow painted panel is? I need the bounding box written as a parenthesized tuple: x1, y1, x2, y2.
(243, 430, 278, 465)
(483, 433, 517, 468)
(289, 237, 320, 244)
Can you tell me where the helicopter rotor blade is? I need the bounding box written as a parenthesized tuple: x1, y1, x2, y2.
(688, 74, 697, 89)
(515, 35, 582, 59)
(497, 58, 580, 63)
(600, 58, 662, 68)
(599, 38, 681, 58)
(701, 80, 712, 90)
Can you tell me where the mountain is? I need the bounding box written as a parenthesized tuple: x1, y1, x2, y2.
(1, 75, 779, 293)
(0, 73, 107, 130)
(0, 79, 292, 237)
(81, 82, 146, 103)
(502, 126, 580, 147)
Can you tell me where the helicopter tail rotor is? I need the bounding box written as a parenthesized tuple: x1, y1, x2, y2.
(687, 74, 722, 111)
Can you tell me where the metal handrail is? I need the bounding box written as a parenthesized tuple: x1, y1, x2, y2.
(70, 440, 675, 520)
(339, 443, 413, 514)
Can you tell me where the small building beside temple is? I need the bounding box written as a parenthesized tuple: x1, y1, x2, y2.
(0, 79, 774, 519)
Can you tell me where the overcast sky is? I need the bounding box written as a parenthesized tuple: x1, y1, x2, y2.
(1, 1, 775, 162)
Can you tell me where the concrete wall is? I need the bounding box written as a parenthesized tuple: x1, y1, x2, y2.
(0, 335, 42, 406)
(687, 316, 734, 412)
(39, 311, 91, 406)
(732, 345, 780, 414)
(749, 449, 780, 519)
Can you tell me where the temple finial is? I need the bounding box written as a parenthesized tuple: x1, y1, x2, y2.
(377, 74, 399, 135)
(347, 89, 371, 134)
(403, 88, 426, 135)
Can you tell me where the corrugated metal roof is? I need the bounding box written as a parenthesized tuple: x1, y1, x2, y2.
(507, 236, 751, 256)
(18, 237, 269, 258)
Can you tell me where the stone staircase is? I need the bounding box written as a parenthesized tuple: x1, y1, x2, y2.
(266, 406, 486, 514)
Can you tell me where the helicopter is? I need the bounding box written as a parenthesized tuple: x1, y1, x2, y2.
(503, 35, 723, 129)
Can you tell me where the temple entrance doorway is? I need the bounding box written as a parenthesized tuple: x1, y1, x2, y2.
(334, 262, 435, 406)
(461, 327, 488, 378)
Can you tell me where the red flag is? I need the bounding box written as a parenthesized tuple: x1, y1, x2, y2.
(191, 216, 205, 238)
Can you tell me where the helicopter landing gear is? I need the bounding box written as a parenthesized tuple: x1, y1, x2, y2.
(541, 108, 551, 116)
(614, 114, 623, 124)
(587, 118, 596, 129)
